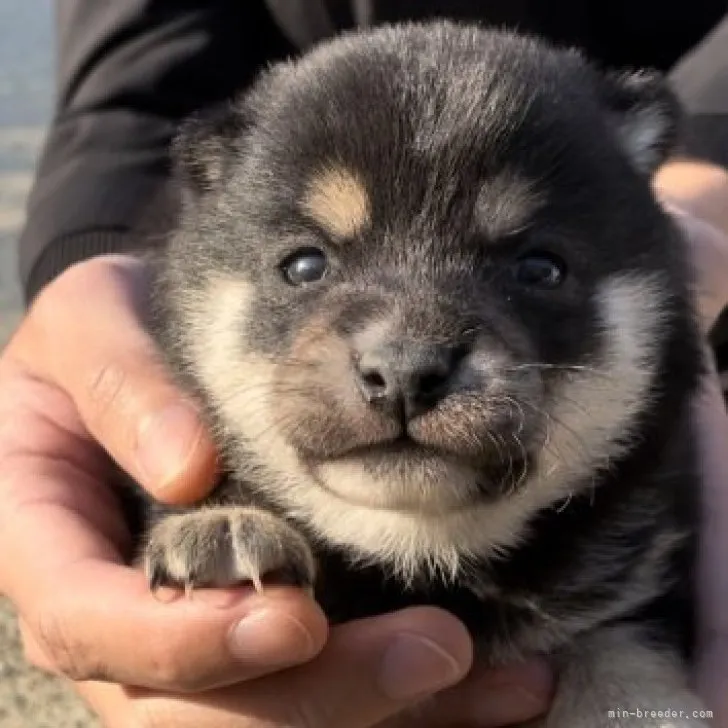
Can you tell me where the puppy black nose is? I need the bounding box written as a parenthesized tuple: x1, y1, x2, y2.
(355, 343, 463, 419)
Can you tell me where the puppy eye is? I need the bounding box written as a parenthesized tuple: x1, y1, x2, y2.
(511, 252, 567, 289)
(281, 247, 329, 286)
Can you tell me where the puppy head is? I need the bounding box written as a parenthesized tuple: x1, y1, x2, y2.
(159, 23, 694, 574)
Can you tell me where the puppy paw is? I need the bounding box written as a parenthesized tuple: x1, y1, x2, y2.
(143, 507, 316, 593)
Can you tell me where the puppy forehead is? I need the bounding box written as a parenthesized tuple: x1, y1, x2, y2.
(267, 42, 548, 200)
(298, 156, 543, 244)
(248, 27, 621, 252)
(283, 91, 554, 242)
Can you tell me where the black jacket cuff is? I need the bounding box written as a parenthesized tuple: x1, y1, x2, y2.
(24, 230, 144, 304)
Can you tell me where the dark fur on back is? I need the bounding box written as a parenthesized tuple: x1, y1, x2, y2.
(140, 21, 707, 725)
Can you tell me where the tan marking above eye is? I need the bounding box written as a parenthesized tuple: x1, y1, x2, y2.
(301, 166, 371, 240)
(476, 171, 544, 241)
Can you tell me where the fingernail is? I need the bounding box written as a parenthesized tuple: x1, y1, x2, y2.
(137, 402, 203, 488)
(474, 661, 553, 725)
(379, 632, 466, 700)
(228, 609, 318, 666)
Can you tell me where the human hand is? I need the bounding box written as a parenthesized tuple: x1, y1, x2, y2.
(0, 254, 327, 689)
(78, 613, 552, 728)
(0, 254, 553, 727)
(656, 159, 728, 333)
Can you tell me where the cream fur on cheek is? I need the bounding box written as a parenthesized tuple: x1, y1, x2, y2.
(182, 272, 667, 582)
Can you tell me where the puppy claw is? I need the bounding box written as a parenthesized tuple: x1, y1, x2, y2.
(148, 565, 165, 593)
(143, 507, 316, 593)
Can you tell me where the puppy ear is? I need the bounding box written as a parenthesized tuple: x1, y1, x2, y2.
(171, 101, 249, 198)
(600, 70, 682, 176)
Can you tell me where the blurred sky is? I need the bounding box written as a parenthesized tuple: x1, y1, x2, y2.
(0, 0, 54, 337)
(0, 0, 54, 128)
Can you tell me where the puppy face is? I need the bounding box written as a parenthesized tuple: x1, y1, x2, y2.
(158, 23, 691, 574)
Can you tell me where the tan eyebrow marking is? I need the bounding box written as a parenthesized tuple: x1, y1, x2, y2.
(476, 171, 544, 241)
(301, 165, 371, 240)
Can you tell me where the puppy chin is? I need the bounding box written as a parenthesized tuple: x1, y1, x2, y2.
(312, 451, 489, 513)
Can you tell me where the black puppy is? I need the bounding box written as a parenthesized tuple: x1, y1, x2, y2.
(141, 21, 708, 727)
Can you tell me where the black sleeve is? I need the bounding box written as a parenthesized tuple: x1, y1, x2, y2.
(670, 12, 728, 168)
(18, 0, 293, 303)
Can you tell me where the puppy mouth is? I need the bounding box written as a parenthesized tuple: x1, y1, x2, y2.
(277, 383, 544, 504)
(304, 433, 532, 503)
(335, 434, 439, 459)
(303, 431, 467, 465)
(309, 429, 529, 467)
